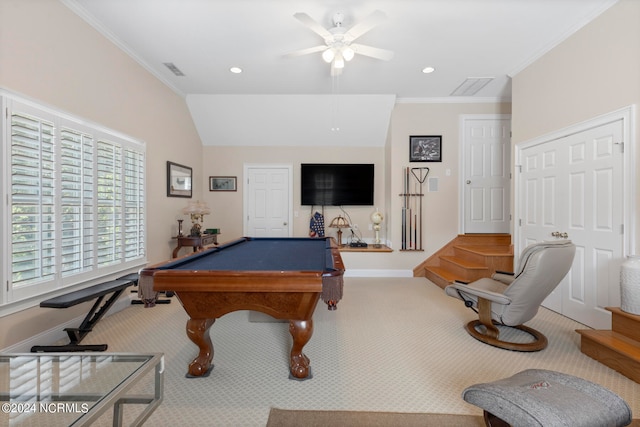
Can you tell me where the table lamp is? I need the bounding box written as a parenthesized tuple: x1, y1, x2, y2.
(371, 209, 384, 248)
(182, 200, 211, 236)
(329, 216, 350, 246)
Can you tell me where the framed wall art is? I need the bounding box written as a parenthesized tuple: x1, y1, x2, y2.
(209, 176, 237, 191)
(167, 161, 193, 198)
(409, 135, 442, 162)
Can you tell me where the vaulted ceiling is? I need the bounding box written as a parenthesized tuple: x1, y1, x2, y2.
(63, 0, 618, 146)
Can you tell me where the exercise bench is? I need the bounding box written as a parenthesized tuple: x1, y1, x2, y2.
(31, 278, 134, 353)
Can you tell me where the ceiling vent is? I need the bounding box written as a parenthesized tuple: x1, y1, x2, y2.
(450, 77, 493, 96)
(163, 62, 185, 76)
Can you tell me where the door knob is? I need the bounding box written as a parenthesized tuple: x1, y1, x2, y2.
(283, 222, 288, 226)
(466, 180, 471, 184)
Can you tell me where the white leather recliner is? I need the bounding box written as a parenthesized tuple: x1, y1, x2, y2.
(445, 240, 576, 351)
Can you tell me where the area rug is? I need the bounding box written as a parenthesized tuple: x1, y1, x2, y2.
(266, 408, 485, 427)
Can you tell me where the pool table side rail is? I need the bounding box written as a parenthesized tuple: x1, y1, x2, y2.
(149, 270, 327, 293)
(140, 236, 344, 294)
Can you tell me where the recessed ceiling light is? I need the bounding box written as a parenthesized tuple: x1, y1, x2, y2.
(230, 67, 242, 74)
(422, 66, 435, 74)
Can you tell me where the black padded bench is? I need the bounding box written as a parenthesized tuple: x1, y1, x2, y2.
(31, 278, 134, 353)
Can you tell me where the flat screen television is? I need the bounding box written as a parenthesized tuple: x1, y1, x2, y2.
(301, 163, 374, 206)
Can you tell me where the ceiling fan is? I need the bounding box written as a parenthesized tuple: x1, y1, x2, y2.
(286, 10, 394, 75)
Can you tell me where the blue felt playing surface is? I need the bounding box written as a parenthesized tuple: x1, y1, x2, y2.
(160, 237, 334, 272)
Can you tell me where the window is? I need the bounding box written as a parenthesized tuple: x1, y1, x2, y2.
(1, 94, 146, 307)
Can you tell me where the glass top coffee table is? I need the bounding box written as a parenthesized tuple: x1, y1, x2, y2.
(0, 353, 163, 426)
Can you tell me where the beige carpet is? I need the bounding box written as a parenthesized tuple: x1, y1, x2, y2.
(50, 277, 640, 426)
(266, 408, 485, 426)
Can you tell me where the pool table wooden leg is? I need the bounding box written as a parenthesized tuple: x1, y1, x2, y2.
(186, 317, 215, 377)
(288, 319, 313, 379)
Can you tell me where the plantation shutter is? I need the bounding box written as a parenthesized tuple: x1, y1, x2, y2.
(4, 95, 146, 304)
(60, 128, 94, 276)
(10, 112, 56, 287)
(123, 149, 145, 260)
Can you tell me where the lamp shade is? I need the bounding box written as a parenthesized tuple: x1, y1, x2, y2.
(342, 46, 355, 61)
(329, 216, 350, 228)
(322, 48, 335, 63)
(182, 200, 210, 215)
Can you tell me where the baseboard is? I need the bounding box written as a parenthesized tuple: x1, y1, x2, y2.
(1, 294, 135, 353)
(345, 269, 413, 278)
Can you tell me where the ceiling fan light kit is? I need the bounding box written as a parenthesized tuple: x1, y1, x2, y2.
(289, 10, 394, 74)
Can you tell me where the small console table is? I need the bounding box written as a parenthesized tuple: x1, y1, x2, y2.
(172, 233, 219, 258)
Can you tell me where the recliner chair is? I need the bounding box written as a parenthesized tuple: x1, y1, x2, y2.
(445, 240, 576, 351)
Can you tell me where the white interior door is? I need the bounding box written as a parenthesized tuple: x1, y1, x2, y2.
(518, 119, 625, 329)
(462, 116, 511, 233)
(244, 164, 292, 237)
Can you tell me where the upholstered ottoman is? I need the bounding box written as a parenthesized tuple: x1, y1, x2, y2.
(462, 369, 632, 426)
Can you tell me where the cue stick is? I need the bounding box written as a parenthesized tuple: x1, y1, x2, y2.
(413, 183, 422, 250)
(411, 167, 430, 251)
(406, 167, 410, 249)
(414, 214, 422, 250)
(401, 167, 406, 250)
(409, 172, 414, 249)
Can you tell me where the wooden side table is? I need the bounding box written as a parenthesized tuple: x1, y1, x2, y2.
(172, 233, 219, 258)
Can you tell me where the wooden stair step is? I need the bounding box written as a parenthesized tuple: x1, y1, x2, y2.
(439, 256, 489, 282)
(440, 256, 487, 270)
(416, 234, 513, 288)
(577, 329, 640, 383)
(608, 307, 640, 342)
(424, 267, 458, 289)
(455, 245, 513, 257)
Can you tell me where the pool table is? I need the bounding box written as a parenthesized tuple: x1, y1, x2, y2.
(139, 237, 345, 379)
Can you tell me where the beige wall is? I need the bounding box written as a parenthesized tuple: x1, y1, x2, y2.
(512, 0, 640, 243)
(386, 102, 512, 271)
(0, 0, 203, 348)
(0, 0, 204, 264)
(199, 145, 386, 247)
(200, 102, 511, 272)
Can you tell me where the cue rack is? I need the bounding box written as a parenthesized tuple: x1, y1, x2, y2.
(399, 166, 429, 251)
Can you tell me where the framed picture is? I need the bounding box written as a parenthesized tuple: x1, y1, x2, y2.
(167, 161, 192, 198)
(209, 176, 237, 192)
(409, 135, 442, 162)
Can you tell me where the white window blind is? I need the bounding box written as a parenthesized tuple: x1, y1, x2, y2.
(11, 112, 56, 287)
(60, 128, 94, 276)
(2, 95, 146, 305)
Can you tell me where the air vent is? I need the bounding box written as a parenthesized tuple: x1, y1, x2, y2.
(163, 62, 185, 76)
(450, 77, 493, 96)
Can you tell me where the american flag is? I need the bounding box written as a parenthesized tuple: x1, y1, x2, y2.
(309, 211, 325, 237)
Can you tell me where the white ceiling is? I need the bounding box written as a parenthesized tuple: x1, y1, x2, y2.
(62, 0, 618, 147)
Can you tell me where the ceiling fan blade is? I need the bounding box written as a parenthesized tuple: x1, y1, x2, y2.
(284, 45, 327, 58)
(293, 12, 332, 39)
(351, 43, 394, 61)
(345, 10, 387, 41)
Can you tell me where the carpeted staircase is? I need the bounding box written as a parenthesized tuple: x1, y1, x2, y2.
(414, 234, 513, 289)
